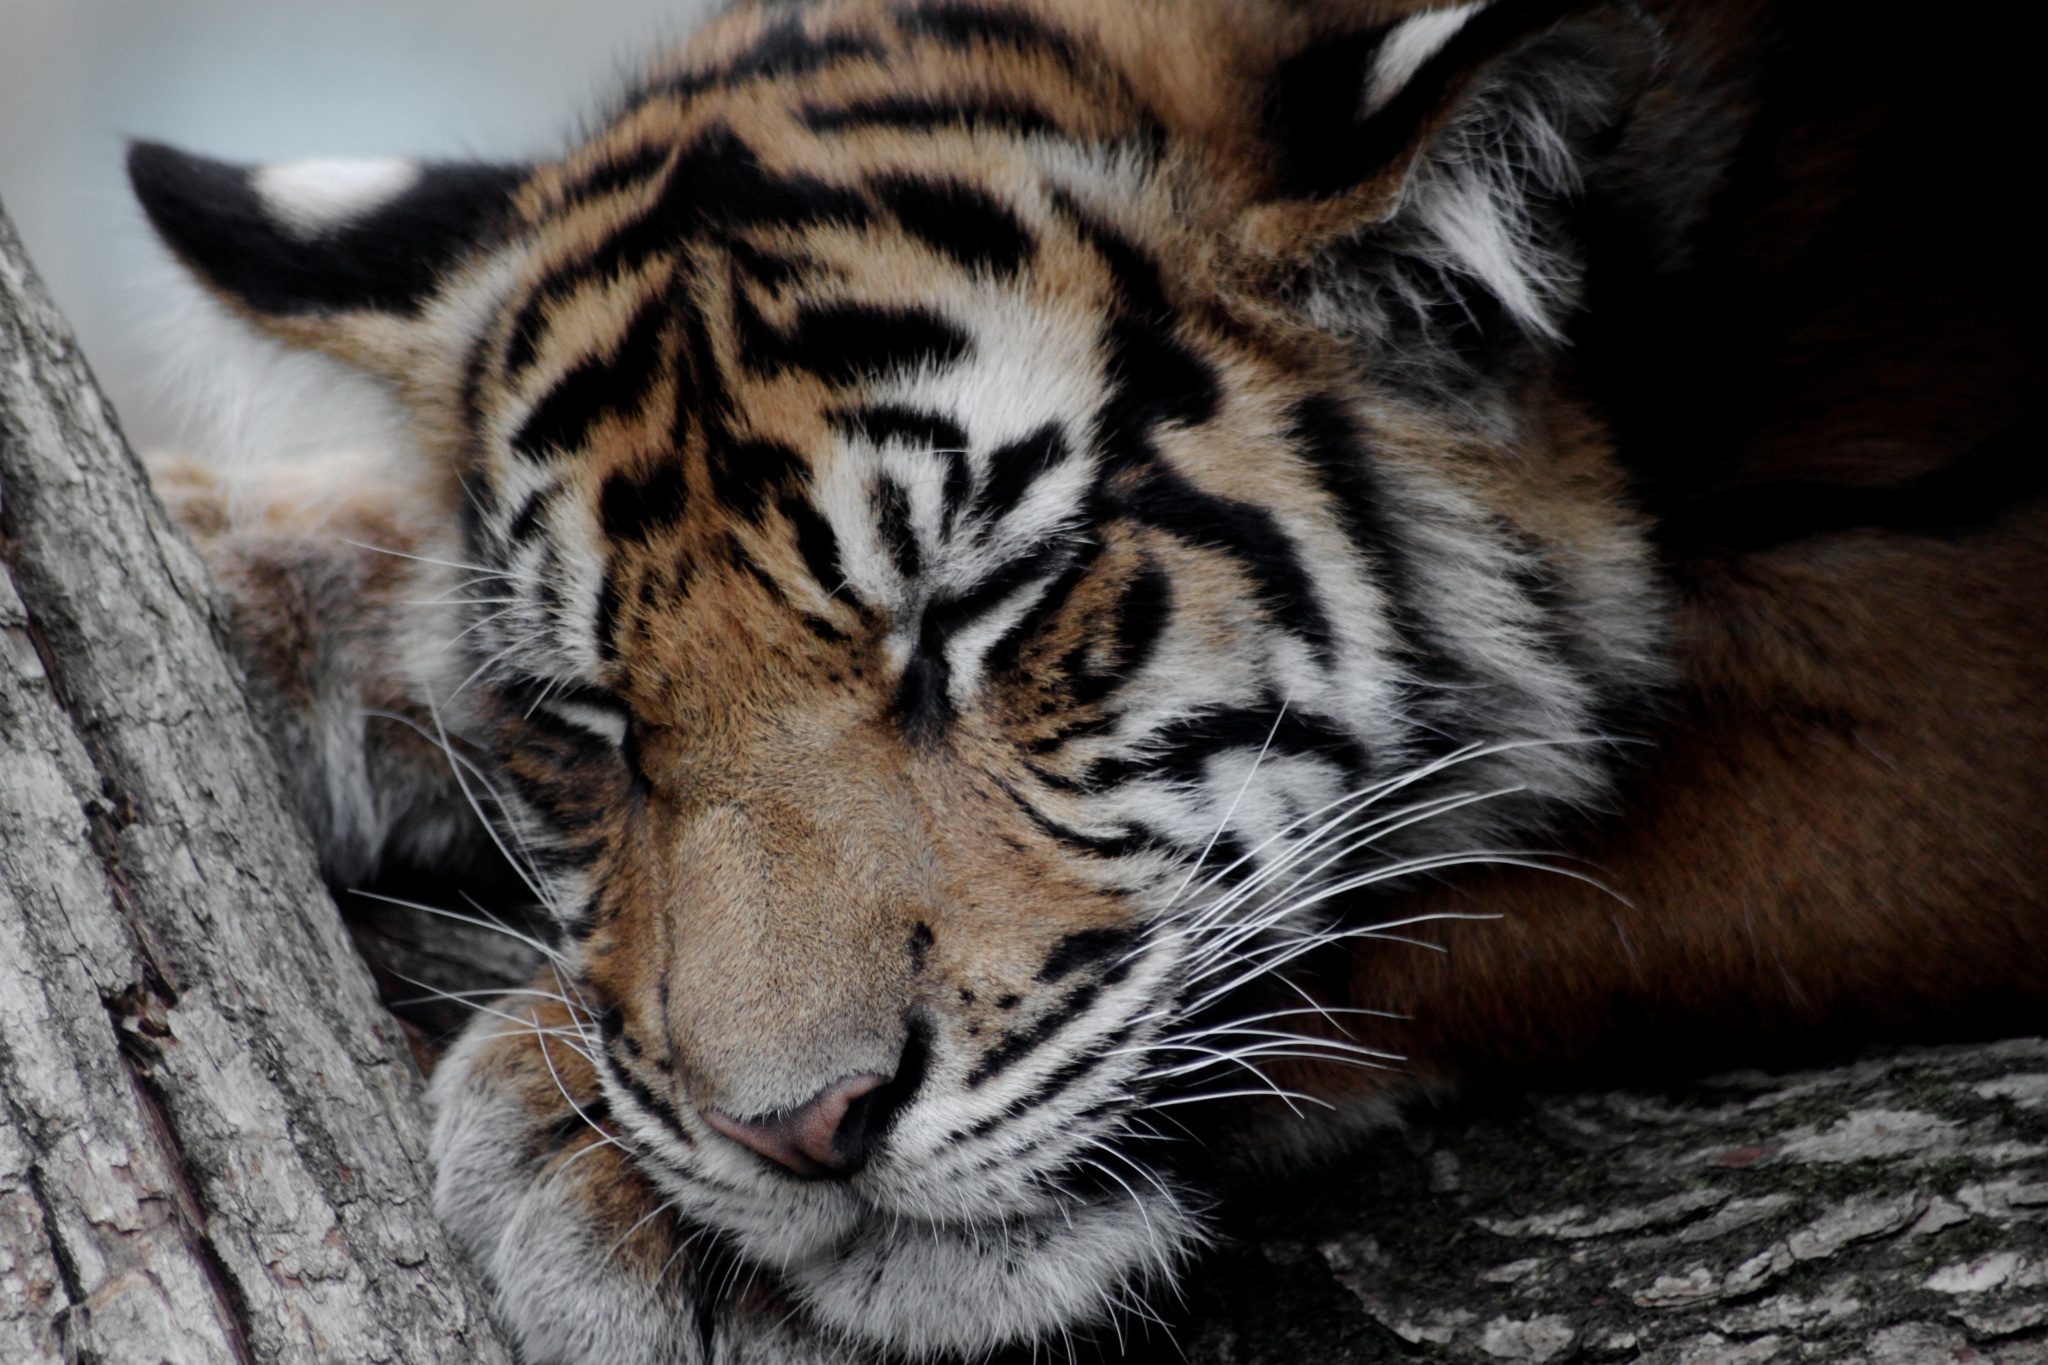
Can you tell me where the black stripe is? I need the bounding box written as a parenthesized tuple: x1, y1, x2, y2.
(1087, 700, 1369, 790)
(497, 675, 627, 721)
(781, 494, 854, 603)
(651, 18, 886, 99)
(534, 542, 568, 637)
(966, 978, 1104, 1085)
(1004, 782, 1159, 860)
(505, 485, 552, 544)
(530, 838, 603, 875)
(562, 142, 673, 204)
(895, 611, 954, 744)
(501, 755, 613, 830)
(723, 237, 810, 291)
(599, 462, 690, 543)
(1037, 927, 1136, 983)
(963, 1020, 1139, 1138)
(875, 478, 922, 580)
(728, 276, 788, 376)
(457, 471, 498, 577)
(1056, 557, 1169, 712)
(1024, 761, 1086, 792)
(707, 437, 803, 520)
(922, 539, 1078, 659)
(604, 1054, 696, 1150)
(737, 545, 789, 607)
(1097, 314, 1219, 463)
(1287, 393, 1472, 697)
(940, 449, 972, 536)
(872, 174, 1034, 277)
(981, 536, 1101, 678)
(1109, 555, 1172, 684)
(803, 96, 1065, 139)
(783, 303, 973, 385)
(1287, 394, 1392, 559)
(973, 423, 1067, 523)
(1055, 203, 1227, 571)
(459, 331, 495, 439)
(594, 568, 624, 663)
(512, 294, 670, 460)
(1118, 467, 1335, 660)
(673, 292, 720, 449)
(903, 2, 1089, 75)
(1056, 196, 1172, 321)
(831, 404, 968, 450)
(540, 1093, 615, 1156)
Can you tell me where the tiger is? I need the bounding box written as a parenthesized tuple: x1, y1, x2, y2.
(127, 0, 2048, 1359)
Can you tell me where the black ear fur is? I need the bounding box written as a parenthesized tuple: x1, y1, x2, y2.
(128, 141, 528, 318)
(1268, 0, 1580, 199)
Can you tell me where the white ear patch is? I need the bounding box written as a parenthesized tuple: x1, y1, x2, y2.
(254, 156, 422, 239)
(1363, 0, 1491, 115)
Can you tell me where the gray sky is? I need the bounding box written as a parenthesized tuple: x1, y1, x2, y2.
(0, 0, 717, 450)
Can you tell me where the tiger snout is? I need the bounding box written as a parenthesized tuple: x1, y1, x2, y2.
(577, 714, 1154, 1207)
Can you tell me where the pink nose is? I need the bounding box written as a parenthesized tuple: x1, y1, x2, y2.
(701, 1073, 889, 1178)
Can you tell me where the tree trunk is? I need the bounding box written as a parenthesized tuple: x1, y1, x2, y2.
(1167, 1039, 2048, 1363)
(0, 201, 510, 1364)
(4, 198, 2045, 1365)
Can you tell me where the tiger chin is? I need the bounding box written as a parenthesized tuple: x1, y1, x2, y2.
(129, 0, 2047, 1361)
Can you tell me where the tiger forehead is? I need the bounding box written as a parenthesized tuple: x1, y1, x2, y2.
(449, 0, 1423, 745)
(539, 0, 1158, 200)
(506, 1, 1161, 289)
(469, 29, 1168, 517)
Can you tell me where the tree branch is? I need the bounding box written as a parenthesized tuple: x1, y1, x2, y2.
(1, 198, 510, 1365)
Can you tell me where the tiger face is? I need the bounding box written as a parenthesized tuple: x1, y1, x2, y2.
(133, 0, 1668, 1356)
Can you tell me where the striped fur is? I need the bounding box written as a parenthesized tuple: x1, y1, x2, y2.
(131, 0, 2046, 1359)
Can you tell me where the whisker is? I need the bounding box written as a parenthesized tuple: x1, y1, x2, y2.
(341, 537, 542, 584)
(348, 887, 567, 968)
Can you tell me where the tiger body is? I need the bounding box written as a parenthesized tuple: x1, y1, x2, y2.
(131, 0, 2048, 1359)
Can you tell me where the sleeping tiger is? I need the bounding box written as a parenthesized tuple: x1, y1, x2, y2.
(130, 0, 2048, 1359)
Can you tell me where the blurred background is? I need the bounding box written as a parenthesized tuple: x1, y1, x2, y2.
(0, 0, 718, 453)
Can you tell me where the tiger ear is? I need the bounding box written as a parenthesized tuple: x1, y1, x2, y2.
(1245, 0, 1636, 338)
(128, 141, 528, 378)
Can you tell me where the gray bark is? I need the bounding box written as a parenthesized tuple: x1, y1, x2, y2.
(1168, 1040, 2048, 1363)
(0, 199, 511, 1364)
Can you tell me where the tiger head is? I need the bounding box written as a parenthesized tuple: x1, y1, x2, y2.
(132, 0, 1665, 1355)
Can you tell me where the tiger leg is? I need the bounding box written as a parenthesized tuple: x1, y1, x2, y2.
(148, 451, 518, 895)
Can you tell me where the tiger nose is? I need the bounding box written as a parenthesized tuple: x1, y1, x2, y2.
(701, 1073, 891, 1179)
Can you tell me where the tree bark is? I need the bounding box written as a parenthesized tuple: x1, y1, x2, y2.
(1161, 1045, 2048, 1363)
(0, 200, 510, 1364)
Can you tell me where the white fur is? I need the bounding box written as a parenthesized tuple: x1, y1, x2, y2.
(138, 269, 413, 478)
(1364, 1, 1490, 115)
(255, 156, 421, 239)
